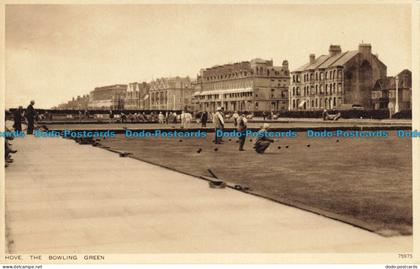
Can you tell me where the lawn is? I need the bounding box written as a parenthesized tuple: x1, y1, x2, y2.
(97, 130, 412, 236)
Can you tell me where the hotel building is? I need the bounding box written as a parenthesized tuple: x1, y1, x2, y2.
(194, 58, 290, 112)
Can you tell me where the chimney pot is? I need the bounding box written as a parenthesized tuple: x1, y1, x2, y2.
(309, 54, 316, 64)
(329, 45, 342, 57)
(359, 43, 372, 55)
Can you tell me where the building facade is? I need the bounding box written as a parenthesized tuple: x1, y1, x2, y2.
(88, 84, 127, 110)
(124, 82, 151, 110)
(194, 58, 290, 112)
(149, 77, 193, 110)
(56, 94, 90, 110)
(289, 44, 387, 110)
(371, 69, 412, 110)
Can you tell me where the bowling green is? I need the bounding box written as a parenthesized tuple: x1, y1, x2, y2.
(98, 131, 412, 236)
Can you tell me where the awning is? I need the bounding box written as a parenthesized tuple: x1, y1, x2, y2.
(196, 87, 253, 96)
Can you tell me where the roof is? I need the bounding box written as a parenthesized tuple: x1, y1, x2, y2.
(373, 73, 412, 91)
(293, 50, 359, 72)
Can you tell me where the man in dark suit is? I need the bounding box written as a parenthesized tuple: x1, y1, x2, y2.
(200, 111, 208, 127)
(13, 106, 23, 132)
(25, 100, 36, 135)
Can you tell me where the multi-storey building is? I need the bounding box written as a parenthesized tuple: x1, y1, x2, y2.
(57, 94, 90, 110)
(124, 82, 150, 110)
(149, 76, 193, 110)
(289, 44, 387, 110)
(194, 58, 290, 112)
(88, 84, 127, 110)
(371, 69, 412, 110)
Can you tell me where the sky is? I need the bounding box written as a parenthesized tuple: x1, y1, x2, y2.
(5, 4, 412, 108)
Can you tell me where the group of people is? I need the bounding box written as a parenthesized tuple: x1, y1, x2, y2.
(109, 110, 194, 125)
(5, 100, 38, 168)
(210, 107, 274, 154)
(12, 100, 37, 134)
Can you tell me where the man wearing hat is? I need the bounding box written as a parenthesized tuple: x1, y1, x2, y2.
(253, 123, 274, 154)
(237, 112, 247, 151)
(25, 100, 37, 135)
(213, 107, 224, 144)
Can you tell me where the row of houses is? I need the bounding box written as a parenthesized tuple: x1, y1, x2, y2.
(56, 43, 412, 112)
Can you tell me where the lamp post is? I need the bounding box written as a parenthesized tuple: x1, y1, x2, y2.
(395, 76, 399, 113)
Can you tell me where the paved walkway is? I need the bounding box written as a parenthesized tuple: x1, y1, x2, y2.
(5, 135, 412, 253)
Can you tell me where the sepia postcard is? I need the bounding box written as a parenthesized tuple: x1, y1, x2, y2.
(0, 0, 419, 266)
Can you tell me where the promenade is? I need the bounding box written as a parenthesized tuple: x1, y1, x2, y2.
(44, 118, 412, 132)
(5, 135, 412, 253)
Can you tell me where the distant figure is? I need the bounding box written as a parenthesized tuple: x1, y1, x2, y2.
(200, 111, 208, 127)
(158, 112, 165, 124)
(213, 107, 225, 144)
(165, 112, 169, 124)
(262, 111, 267, 121)
(25, 100, 36, 135)
(323, 109, 341, 121)
(109, 110, 114, 123)
(232, 111, 239, 127)
(254, 123, 274, 154)
(180, 111, 186, 127)
(237, 113, 248, 151)
(186, 112, 193, 128)
(172, 112, 178, 123)
(181, 111, 192, 128)
(13, 106, 23, 132)
(120, 112, 127, 123)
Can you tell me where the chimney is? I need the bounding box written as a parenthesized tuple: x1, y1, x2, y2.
(282, 60, 289, 70)
(309, 54, 316, 64)
(329, 45, 342, 57)
(359, 43, 372, 56)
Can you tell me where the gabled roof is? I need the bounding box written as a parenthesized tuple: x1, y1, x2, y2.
(293, 50, 359, 72)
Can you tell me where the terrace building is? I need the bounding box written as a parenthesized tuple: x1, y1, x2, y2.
(289, 43, 387, 110)
(149, 76, 194, 110)
(194, 58, 290, 112)
(57, 94, 90, 110)
(124, 82, 151, 110)
(88, 84, 127, 110)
